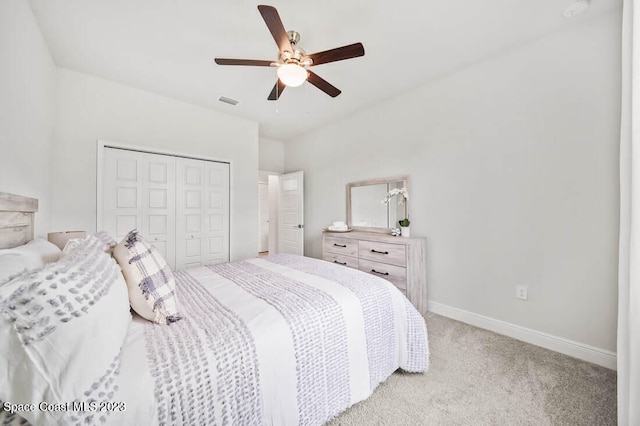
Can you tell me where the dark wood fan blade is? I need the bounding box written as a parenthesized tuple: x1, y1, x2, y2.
(307, 71, 341, 97)
(215, 58, 274, 66)
(258, 5, 293, 54)
(307, 42, 365, 66)
(268, 79, 287, 101)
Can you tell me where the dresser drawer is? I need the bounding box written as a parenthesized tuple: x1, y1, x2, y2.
(324, 235, 358, 257)
(323, 253, 358, 269)
(358, 259, 407, 291)
(358, 240, 406, 267)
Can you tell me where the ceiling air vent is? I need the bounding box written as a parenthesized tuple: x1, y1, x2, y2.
(218, 96, 239, 106)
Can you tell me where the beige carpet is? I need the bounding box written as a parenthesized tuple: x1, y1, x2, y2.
(329, 313, 616, 425)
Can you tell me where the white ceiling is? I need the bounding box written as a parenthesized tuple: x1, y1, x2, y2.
(28, 0, 621, 142)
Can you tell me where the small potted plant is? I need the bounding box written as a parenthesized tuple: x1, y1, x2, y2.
(382, 187, 411, 237)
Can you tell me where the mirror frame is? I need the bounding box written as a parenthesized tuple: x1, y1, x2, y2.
(347, 175, 409, 233)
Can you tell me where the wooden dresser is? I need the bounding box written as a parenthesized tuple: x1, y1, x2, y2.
(322, 230, 427, 314)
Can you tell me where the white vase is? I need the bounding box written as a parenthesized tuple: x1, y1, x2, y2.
(400, 226, 410, 237)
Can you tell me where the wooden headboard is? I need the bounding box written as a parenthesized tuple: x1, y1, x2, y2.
(0, 192, 38, 249)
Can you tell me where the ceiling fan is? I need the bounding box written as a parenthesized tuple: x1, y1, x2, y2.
(214, 5, 365, 101)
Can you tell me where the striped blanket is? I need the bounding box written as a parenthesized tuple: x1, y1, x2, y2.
(142, 254, 429, 425)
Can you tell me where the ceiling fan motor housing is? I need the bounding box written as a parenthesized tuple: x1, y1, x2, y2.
(287, 30, 300, 45)
(281, 30, 309, 65)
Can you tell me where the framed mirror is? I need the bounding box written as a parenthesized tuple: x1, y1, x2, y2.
(347, 176, 409, 232)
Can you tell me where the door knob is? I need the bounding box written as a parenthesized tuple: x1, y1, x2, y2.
(297, 224, 304, 229)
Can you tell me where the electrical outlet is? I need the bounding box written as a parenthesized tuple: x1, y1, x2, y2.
(516, 285, 528, 301)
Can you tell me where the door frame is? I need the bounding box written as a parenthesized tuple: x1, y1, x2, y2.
(258, 181, 269, 253)
(96, 139, 234, 259)
(258, 170, 282, 255)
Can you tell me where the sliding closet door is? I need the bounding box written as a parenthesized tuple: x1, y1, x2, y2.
(175, 158, 229, 269)
(101, 144, 229, 271)
(101, 147, 176, 269)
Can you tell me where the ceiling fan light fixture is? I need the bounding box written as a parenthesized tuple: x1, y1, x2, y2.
(277, 63, 308, 87)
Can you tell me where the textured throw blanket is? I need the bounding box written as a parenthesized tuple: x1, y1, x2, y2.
(143, 254, 429, 426)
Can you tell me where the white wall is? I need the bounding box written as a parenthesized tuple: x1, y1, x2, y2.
(0, 1, 55, 237)
(285, 13, 621, 353)
(52, 69, 259, 261)
(259, 138, 285, 173)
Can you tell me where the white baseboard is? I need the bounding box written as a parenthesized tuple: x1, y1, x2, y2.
(427, 301, 617, 370)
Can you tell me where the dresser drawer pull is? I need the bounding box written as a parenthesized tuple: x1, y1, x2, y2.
(371, 269, 389, 276)
(333, 243, 347, 248)
(333, 260, 347, 265)
(370, 249, 389, 255)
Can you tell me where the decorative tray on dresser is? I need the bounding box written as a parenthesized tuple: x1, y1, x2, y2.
(322, 230, 427, 315)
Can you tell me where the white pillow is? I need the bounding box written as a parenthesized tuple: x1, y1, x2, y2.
(0, 234, 131, 425)
(0, 238, 61, 286)
(113, 229, 181, 325)
(20, 237, 62, 263)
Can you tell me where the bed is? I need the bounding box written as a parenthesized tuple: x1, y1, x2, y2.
(0, 192, 429, 426)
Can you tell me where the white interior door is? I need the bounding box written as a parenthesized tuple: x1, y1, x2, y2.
(278, 171, 304, 255)
(258, 182, 269, 252)
(101, 147, 176, 269)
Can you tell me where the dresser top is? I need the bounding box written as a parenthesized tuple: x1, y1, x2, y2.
(323, 230, 425, 245)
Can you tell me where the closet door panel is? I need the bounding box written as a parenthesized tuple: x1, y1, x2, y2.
(175, 159, 230, 269)
(176, 158, 205, 269)
(142, 153, 176, 270)
(102, 148, 176, 270)
(103, 150, 142, 241)
(203, 161, 230, 264)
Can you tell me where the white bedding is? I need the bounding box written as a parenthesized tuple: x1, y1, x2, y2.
(2, 254, 428, 425)
(109, 254, 428, 426)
